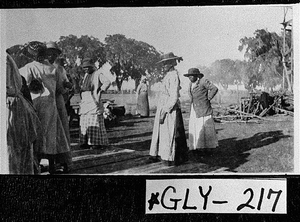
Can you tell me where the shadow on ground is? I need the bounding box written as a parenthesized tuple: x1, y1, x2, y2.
(113, 139, 152, 151)
(109, 132, 152, 146)
(189, 130, 291, 172)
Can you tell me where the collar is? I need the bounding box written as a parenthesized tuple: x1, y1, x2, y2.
(190, 78, 200, 88)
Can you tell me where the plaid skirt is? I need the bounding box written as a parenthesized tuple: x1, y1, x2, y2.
(80, 114, 109, 145)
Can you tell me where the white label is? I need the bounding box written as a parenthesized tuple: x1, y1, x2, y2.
(146, 179, 286, 214)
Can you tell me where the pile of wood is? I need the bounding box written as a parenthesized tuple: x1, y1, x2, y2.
(214, 90, 294, 123)
(271, 91, 294, 115)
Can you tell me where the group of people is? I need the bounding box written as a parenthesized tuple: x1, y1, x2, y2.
(5, 43, 218, 174)
(5, 41, 112, 174)
(148, 52, 219, 166)
(5, 41, 73, 174)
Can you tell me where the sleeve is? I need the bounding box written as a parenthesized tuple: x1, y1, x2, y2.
(163, 73, 179, 113)
(98, 72, 111, 92)
(55, 68, 67, 95)
(19, 65, 33, 85)
(61, 67, 73, 89)
(204, 79, 218, 100)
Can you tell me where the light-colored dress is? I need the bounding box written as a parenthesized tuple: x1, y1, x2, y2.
(149, 69, 188, 163)
(79, 70, 111, 146)
(189, 105, 218, 149)
(188, 79, 218, 150)
(136, 82, 149, 117)
(5, 54, 41, 174)
(19, 60, 72, 165)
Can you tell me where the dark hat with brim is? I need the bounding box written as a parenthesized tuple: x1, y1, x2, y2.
(46, 41, 62, 54)
(156, 52, 183, 64)
(81, 58, 95, 68)
(183, 68, 204, 77)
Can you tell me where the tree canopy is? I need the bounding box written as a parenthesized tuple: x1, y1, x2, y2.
(238, 28, 292, 91)
(104, 34, 161, 90)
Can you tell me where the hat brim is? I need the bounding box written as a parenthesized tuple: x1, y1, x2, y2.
(183, 73, 204, 77)
(156, 56, 182, 64)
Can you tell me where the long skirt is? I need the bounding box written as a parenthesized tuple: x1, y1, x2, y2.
(53, 94, 72, 165)
(6, 95, 41, 174)
(150, 107, 188, 164)
(188, 105, 218, 150)
(80, 114, 109, 145)
(33, 96, 72, 166)
(137, 92, 149, 117)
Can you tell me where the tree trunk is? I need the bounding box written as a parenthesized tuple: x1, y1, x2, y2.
(283, 65, 292, 92)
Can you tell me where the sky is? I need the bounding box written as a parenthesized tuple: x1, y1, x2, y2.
(0, 5, 296, 79)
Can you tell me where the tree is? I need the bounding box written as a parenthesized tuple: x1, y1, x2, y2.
(57, 34, 107, 89)
(104, 34, 161, 91)
(210, 59, 240, 89)
(239, 28, 292, 91)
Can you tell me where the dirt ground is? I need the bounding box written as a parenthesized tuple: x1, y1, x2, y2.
(69, 100, 294, 174)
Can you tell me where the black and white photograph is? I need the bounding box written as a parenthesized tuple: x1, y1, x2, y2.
(1, 2, 300, 221)
(1, 5, 298, 175)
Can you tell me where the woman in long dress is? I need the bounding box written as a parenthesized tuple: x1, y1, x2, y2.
(136, 76, 149, 117)
(19, 41, 72, 174)
(149, 52, 188, 166)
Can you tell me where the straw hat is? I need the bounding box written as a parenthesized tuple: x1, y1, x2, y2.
(183, 68, 204, 78)
(156, 52, 183, 64)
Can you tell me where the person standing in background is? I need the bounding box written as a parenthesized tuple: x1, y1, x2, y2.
(184, 68, 219, 156)
(79, 58, 111, 149)
(136, 75, 150, 118)
(148, 52, 188, 166)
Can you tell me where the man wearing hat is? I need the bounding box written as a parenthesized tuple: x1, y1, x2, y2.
(184, 68, 219, 155)
(149, 52, 188, 166)
(79, 58, 111, 149)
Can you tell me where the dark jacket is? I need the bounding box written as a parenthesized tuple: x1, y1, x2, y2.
(188, 78, 218, 118)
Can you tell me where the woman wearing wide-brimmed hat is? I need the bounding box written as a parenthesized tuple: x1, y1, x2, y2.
(136, 75, 149, 117)
(19, 41, 72, 174)
(79, 58, 111, 149)
(184, 68, 219, 155)
(148, 52, 188, 166)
